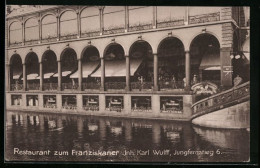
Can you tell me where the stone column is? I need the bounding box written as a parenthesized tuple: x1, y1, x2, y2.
(78, 59, 82, 91)
(125, 6, 129, 32)
(185, 7, 189, 25)
(39, 62, 43, 91)
(153, 6, 157, 28)
(220, 47, 233, 88)
(100, 57, 105, 91)
(6, 64, 10, 91)
(125, 55, 130, 91)
(77, 94, 83, 111)
(152, 123, 161, 145)
(56, 94, 62, 110)
(185, 50, 191, 91)
(124, 120, 132, 142)
(23, 63, 27, 91)
(57, 60, 62, 91)
(153, 53, 159, 91)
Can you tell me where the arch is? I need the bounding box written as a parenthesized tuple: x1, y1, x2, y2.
(80, 6, 99, 17)
(103, 42, 125, 58)
(59, 8, 77, 18)
(60, 10, 77, 36)
(41, 13, 56, 22)
(10, 54, 22, 65)
(25, 52, 39, 64)
(157, 36, 185, 54)
(188, 31, 221, 50)
(9, 21, 23, 44)
(9, 20, 22, 30)
(80, 45, 100, 60)
(129, 40, 153, 57)
(41, 14, 57, 39)
(24, 17, 39, 41)
(24, 16, 38, 26)
(60, 47, 77, 61)
(42, 49, 57, 63)
(80, 6, 100, 34)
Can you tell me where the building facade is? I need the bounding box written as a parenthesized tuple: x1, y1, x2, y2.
(5, 5, 250, 120)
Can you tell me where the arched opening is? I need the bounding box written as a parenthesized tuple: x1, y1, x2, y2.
(24, 52, 39, 90)
(41, 14, 57, 42)
(91, 43, 126, 90)
(70, 46, 100, 90)
(57, 48, 78, 90)
(60, 10, 77, 40)
(190, 33, 221, 86)
(103, 6, 125, 34)
(24, 18, 39, 44)
(158, 37, 185, 90)
(10, 54, 23, 91)
(80, 7, 100, 37)
(9, 21, 22, 46)
(42, 50, 58, 90)
(129, 40, 153, 90)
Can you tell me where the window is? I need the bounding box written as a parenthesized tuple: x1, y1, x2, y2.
(105, 96, 124, 112)
(80, 7, 100, 34)
(60, 11, 77, 36)
(83, 95, 99, 111)
(25, 18, 39, 41)
(11, 95, 22, 106)
(9, 21, 22, 44)
(26, 95, 38, 106)
(42, 14, 57, 39)
(43, 95, 56, 108)
(160, 96, 183, 113)
(131, 96, 152, 112)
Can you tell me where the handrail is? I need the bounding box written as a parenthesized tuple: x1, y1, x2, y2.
(191, 81, 250, 116)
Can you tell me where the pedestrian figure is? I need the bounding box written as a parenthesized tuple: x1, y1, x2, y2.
(138, 76, 144, 90)
(234, 75, 243, 86)
(193, 74, 198, 85)
(183, 77, 186, 88)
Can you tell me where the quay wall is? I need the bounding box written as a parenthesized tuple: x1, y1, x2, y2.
(6, 92, 194, 121)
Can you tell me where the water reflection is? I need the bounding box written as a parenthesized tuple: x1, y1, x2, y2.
(5, 111, 249, 162)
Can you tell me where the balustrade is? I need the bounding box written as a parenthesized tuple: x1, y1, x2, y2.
(192, 82, 250, 115)
(81, 31, 100, 38)
(27, 83, 40, 90)
(60, 33, 77, 40)
(24, 39, 39, 45)
(128, 23, 153, 32)
(62, 105, 77, 110)
(105, 82, 126, 90)
(131, 107, 152, 112)
(159, 81, 184, 90)
(9, 42, 22, 47)
(43, 83, 58, 91)
(157, 19, 184, 28)
(43, 104, 57, 108)
(41, 37, 57, 43)
(82, 82, 100, 90)
(62, 83, 78, 90)
(189, 12, 220, 24)
(10, 84, 23, 91)
(83, 105, 99, 111)
(131, 82, 153, 90)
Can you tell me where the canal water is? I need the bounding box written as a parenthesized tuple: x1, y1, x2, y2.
(5, 111, 250, 162)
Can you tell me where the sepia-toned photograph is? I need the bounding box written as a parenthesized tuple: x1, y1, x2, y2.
(5, 5, 250, 163)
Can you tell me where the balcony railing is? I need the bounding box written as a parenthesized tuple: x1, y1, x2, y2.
(191, 81, 250, 115)
(131, 82, 153, 90)
(106, 106, 123, 112)
(43, 83, 58, 91)
(41, 37, 57, 43)
(159, 81, 184, 90)
(82, 82, 100, 90)
(81, 31, 100, 38)
(10, 84, 23, 91)
(60, 33, 77, 40)
(189, 12, 220, 24)
(27, 83, 40, 90)
(128, 23, 153, 32)
(62, 83, 78, 90)
(83, 105, 99, 111)
(157, 19, 185, 28)
(103, 27, 125, 35)
(9, 42, 22, 47)
(24, 39, 39, 45)
(105, 82, 126, 90)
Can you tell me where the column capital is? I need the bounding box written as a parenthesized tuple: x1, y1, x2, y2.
(125, 55, 129, 57)
(153, 53, 158, 56)
(185, 50, 190, 54)
(57, 60, 61, 62)
(77, 58, 82, 61)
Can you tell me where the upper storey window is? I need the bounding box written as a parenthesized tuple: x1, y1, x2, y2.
(60, 10, 77, 36)
(157, 7, 186, 22)
(189, 7, 220, 24)
(9, 21, 22, 44)
(42, 14, 57, 39)
(25, 17, 39, 41)
(129, 6, 153, 26)
(103, 6, 125, 30)
(80, 7, 100, 34)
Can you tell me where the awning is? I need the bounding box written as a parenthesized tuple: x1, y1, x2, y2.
(53, 71, 72, 77)
(199, 52, 220, 70)
(36, 73, 55, 79)
(242, 37, 250, 61)
(70, 61, 99, 79)
(13, 71, 22, 79)
(21, 73, 39, 80)
(91, 59, 142, 77)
